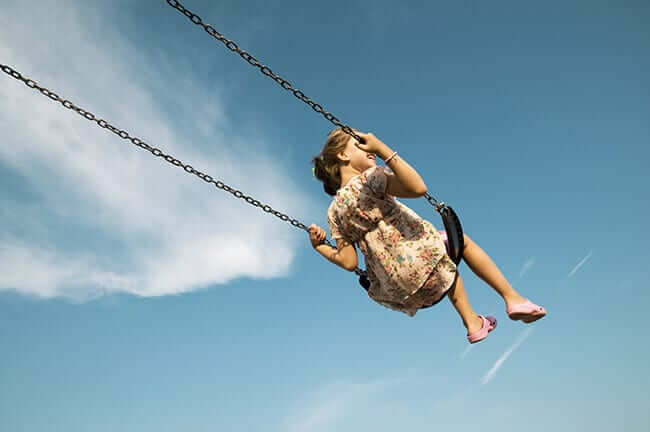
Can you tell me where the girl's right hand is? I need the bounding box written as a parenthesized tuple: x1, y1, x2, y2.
(354, 132, 388, 156)
(308, 224, 327, 248)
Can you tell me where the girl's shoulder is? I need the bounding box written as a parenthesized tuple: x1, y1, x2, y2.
(360, 166, 391, 198)
(342, 166, 387, 192)
(332, 165, 388, 206)
(360, 165, 388, 180)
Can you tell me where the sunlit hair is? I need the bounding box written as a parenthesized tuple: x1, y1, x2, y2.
(311, 128, 357, 196)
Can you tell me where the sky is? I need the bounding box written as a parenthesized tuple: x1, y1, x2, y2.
(1, 0, 649, 431)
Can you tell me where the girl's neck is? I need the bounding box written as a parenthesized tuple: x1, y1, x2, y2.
(339, 165, 363, 190)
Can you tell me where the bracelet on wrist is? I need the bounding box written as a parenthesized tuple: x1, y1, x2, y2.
(384, 151, 398, 164)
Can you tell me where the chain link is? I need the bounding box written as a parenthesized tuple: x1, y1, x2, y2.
(165, 0, 361, 144)
(0, 65, 352, 257)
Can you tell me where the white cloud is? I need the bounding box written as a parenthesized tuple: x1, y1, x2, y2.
(0, 0, 317, 300)
(481, 328, 532, 385)
(0, 240, 134, 301)
(568, 250, 593, 278)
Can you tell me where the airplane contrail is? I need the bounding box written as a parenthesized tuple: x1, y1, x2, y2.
(519, 257, 535, 278)
(568, 250, 593, 278)
(481, 328, 533, 385)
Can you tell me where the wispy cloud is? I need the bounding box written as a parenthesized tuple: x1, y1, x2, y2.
(283, 378, 402, 432)
(519, 257, 535, 278)
(568, 250, 593, 278)
(481, 328, 532, 385)
(517, 257, 535, 278)
(0, 0, 315, 300)
(460, 344, 473, 360)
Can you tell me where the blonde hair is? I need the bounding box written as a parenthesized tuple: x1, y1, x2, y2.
(311, 128, 355, 196)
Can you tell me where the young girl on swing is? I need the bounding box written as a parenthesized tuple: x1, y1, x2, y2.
(309, 129, 546, 344)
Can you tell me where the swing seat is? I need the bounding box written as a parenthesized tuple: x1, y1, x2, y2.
(439, 205, 464, 266)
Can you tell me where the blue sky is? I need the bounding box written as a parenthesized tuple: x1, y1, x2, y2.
(1, 0, 648, 430)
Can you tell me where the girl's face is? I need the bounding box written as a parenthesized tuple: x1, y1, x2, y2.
(338, 136, 377, 173)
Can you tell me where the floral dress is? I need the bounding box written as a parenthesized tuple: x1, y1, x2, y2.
(328, 166, 458, 316)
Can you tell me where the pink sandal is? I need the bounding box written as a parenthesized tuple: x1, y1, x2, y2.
(467, 315, 497, 344)
(507, 299, 546, 323)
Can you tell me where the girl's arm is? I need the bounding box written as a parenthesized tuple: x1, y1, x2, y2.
(355, 132, 427, 197)
(309, 224, 357, 271)
(377, 144, 428, 197)
(313, 238, 358, 271)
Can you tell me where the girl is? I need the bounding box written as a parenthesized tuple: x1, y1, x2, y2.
(309, 129, 546, 344)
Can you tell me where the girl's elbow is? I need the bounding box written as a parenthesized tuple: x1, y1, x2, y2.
(412, 185, 427, 197)
(344, 258, 358, 272)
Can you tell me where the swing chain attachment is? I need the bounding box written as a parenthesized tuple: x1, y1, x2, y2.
(0, 63, 319, 236)
(424, 194, 448, 213)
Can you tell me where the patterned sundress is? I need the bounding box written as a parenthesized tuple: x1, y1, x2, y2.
(327, 166, 458, 316)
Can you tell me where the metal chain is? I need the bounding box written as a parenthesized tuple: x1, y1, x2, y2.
(164, 0, 362, 144)
(165, 0, 444, 209)
(0, 64, 372, 275)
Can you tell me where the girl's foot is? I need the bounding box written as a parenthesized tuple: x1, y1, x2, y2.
(466, 314, 485, 335)
(504, 294, 528, 311)
(506, 298, 546, 323)
(467, 315, 498, 344)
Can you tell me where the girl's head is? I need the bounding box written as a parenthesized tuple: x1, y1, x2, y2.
(312, 128, 377, 196)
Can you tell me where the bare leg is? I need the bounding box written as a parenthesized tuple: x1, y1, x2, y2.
(446, 274, 484, 335)
(461, 234, 526, 309)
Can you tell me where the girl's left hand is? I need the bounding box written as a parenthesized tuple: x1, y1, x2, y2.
(308, 224, 327, 248)
(353, 131, 389, 156)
